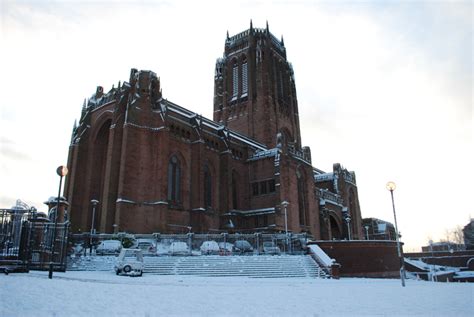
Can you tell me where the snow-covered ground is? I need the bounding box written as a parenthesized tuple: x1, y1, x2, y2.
(1, 271, 472, 316)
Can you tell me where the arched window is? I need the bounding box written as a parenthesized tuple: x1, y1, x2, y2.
(232, 170, 238, 210)
(297, 169, 308, 226)
(241, 57, 248, 96)
(204, 165, 212, 209)
(167, 156, 181, 203)
(232, 60, 239, 99)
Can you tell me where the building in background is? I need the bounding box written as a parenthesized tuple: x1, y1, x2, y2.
(463, 219, 473, 250)
(65, 23, 364, 240)
(362, 218, 396, 241)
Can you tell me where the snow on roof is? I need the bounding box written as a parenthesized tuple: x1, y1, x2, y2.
(405, 258, 430, 271)
(223, 207, 276, 217)
(248, 148, 279, 161)
(43, 196, 69, 206)
(163, 99, 267, 151)
(314, 173, 334, 182)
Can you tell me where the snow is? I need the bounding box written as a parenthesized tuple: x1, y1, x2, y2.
(308, 244, 335, 267)
(405, 258, 460, 275)
(1, 271, 472, 316)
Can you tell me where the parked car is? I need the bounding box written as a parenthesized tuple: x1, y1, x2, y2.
(218, 242, 233, 255)
(233, 240, 254, 254)
(263, 241, 281, 255)
(200, 241, 220, 255)
(114, 248, 143, 276)
(134, 239, 157, 255)
(96, 240, 122, 255)
(169, 241, 189, 255)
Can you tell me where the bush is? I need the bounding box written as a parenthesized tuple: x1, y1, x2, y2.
(121, 236, 135, 248)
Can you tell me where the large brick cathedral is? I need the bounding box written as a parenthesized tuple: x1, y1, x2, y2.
(65, 23, 364, 240)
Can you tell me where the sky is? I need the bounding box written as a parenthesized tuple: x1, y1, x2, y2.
(0, 0, 472, 251)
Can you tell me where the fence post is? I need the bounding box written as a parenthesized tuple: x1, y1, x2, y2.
(187, 232, 193, 255)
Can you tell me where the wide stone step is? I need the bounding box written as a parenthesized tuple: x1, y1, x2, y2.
(68, 254, 328, 278)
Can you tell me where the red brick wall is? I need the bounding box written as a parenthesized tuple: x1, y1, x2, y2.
(312, 240, 401, 278)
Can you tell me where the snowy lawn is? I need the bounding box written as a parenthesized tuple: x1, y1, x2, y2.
(1, 271, 472, 316)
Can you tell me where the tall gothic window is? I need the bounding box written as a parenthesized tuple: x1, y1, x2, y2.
(232, 61, 239, 99)
(297, 170, 307, 226)
(204, 165, 212, 209)
(241, 59, 248, 96)
(167, 156, 181, 203)
(232, 171, 238, 210)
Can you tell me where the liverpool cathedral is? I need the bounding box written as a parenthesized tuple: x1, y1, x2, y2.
(65, 23, 364, 240)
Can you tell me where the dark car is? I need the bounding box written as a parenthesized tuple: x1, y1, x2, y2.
(233, 240, 254, 254)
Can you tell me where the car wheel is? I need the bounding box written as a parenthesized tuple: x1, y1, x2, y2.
(138, 271, 143, 277)
(123, 265, 132, 273)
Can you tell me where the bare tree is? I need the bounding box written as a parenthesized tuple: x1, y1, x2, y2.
(451, 225, 464, 245)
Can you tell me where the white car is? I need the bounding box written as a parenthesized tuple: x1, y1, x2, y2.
(114, 249, 144, 276)
(169, 242, 189, 256)
(200, 241, 220, 255)
(218, 242, 233, 255)
(96, 240, 122, 255)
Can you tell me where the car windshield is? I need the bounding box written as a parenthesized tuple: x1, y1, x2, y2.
(101, 241, 120, 247)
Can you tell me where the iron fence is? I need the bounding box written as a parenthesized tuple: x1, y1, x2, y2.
(0, 208, 69, 273)
(69, 232, 309, 256)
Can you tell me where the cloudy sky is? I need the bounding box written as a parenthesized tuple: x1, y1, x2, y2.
(1, 0, 472, 251)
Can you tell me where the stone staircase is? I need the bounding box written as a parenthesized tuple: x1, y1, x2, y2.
(68, 254, 327, 278)
(144, 255, 326, 278)
(68, 255, 118, 271)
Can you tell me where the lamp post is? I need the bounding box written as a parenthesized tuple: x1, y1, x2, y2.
(49, 165, 68, 279)
(281, 201, 289, 253)
(386, 181, 406, 287)
(364, 225, 370, 240)
(345, 215, 352, 240)
(342, 207, 351, 240)
(90, 199, 99, 254)
(429, 239, 437, 282)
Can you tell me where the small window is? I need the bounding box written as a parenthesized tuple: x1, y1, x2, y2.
(268, 179, 276, 193)
(232, 171, 238, 209)
(204, 165, 212, 209)
(168, 156, 181, 203)
(252, 183, 259, 196)
(260, 181, 268, 195)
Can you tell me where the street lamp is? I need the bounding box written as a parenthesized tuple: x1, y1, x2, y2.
(90, 199, 99, 254)
(342, 207, 351, 240)
(49, 165, 68, 279)
(345, 215, 352, 240)
(386, 181, 406, 287)
(281, 201, 289, 253)
(364, 225, 370, 240)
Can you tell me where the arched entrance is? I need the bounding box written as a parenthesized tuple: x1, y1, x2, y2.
(90, 119, 111, 233)
(330, 215, 342, 240)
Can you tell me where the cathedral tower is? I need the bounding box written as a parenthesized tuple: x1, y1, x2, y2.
(213, 22, 302, 150)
